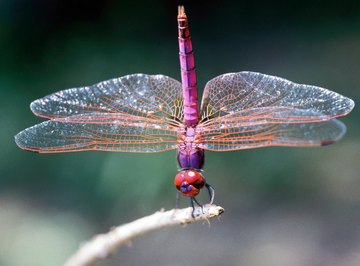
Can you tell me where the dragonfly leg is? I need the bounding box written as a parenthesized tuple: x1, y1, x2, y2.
(189, 197, 196, 218)
(190, 197, 204, 217)
(205, 183, 215, 204)
(175, 191, 180, 209)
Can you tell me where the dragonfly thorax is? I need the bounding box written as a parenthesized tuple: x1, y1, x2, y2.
(177, 125, 205, 170)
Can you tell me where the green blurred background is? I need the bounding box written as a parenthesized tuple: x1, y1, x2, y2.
(1, 0, 359, 265)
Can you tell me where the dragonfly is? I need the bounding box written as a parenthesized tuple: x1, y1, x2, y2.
(15, 6, 354, 208)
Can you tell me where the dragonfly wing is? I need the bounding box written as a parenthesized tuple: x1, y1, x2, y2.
(15, 113, 179, 153)
(201, 106, 348, 129)
(200, 71, 354, 123)
(30, 74, 184, 124)
(200, 119, 346, 151)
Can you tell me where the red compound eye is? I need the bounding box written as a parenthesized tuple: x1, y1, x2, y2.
(174, 170, 206, 197)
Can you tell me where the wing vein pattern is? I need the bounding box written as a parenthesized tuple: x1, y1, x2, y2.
(16, 74, 183, 153)
(200, 72, 354, 151)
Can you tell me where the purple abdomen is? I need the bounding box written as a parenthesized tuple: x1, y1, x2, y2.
(178, 6, 199, 127)
(177, 7, 204, 171)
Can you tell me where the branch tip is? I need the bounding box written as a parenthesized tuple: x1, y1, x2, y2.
(64, 204, 224, 266)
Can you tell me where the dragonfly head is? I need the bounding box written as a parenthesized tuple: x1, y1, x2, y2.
(174, 170, 205, 197)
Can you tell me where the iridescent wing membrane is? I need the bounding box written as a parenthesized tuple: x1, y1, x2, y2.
(16, 71, 354, 153)
(15, 74, 183, 153)
(199, 72, 354, 151)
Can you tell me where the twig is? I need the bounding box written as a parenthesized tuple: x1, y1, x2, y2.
(64, 204, 224, 266)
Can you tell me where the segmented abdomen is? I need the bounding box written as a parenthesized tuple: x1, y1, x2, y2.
(178, 6, 199, 127)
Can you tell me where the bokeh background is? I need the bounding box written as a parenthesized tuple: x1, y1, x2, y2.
(1, 0, 359, 265)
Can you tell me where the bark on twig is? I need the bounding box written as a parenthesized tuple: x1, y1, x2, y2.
(64, 204, 224, 266)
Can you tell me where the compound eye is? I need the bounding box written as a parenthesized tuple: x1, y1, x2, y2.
(174, 170, 206, 197)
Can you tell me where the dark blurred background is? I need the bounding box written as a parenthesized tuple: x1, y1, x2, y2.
(1, 0, 359, 265)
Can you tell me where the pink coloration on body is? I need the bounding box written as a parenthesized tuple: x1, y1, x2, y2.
(178, 6, 199, 127)
(177, 125, 204, 170)
(14, 6, 354, 202)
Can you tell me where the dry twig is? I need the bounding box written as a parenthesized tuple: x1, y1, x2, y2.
(64, 204, 224, 266)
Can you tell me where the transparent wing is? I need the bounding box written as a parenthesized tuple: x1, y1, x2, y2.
(199, 71, 353, 151)
(200, 119, 346, 151)
(200, 106, 349, 129)
(200, 72, 354, 123)
(15, 113, 179, 153)
(31, 74, 184, 124)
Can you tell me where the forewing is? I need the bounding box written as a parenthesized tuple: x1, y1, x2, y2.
(31, 74, 184, 124)
(15, 113, 179, 153)
(200, 71, 354, 123)
(200, 119, 346, 151)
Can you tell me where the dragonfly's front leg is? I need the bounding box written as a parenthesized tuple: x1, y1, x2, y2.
(205, 183, 215, 204)
(190, 184, 215, 217)
(175, 191, 181, 209)
(190, 196, 204, 217)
